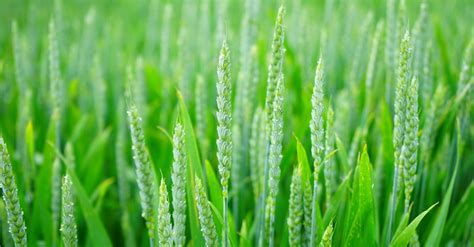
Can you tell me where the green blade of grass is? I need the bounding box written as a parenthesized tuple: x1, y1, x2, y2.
(390, 203, 437, 247)
(344, 145, 377, 246)
(425, 119, 462, 246)
(445, 183, 474, 241)
(295, 137, 311, 185)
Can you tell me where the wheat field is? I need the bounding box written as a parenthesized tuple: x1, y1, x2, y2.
(0, 0, 473, 246)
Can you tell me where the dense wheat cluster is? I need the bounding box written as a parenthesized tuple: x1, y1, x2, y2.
(0, 0, 473, 246)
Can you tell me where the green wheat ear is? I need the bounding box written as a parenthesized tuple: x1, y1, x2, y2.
(310, 57, 325, 247)
(265, 5, 286, 130)
(388, 30, 412, 241)
(171, 121, 187, 246)
(126, 71, 157, 240)
(0, 137, 27, 247)
(319, 220, 334, 247)
(216, 37, 232, 247)
(60, 175, 78, 247)
(402, 76, 419, 211)
(157, 179, 173, 247)
(265, 74, 285, 246)
(195, 176, 218, 247)
(288, 165, 303, 246)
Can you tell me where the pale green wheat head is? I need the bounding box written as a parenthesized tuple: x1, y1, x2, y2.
(288, 165, 303, 246)
(195, 176, 218, 247)
(60, 175, 78, 247)
(0, 137, 27, 247)
(158, 179, 173, 247)
(216, 38, 232, 199)
(126, 92, 157, 239)
(265, 5, 286, 130)
(310, 57, 325, 180)
(171, 121, 187, 246)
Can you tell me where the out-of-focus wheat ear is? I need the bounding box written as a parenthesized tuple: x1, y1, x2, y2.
(48, 19, 63, 150)
(249, 108, 266, 202)
(303, 179, 313, 246)
(412, 2, 428, 79)
(365, 21, 384, 96)
(126, 71, 157, 240)
(171, 121, 187, 246)
(92, 55, 106, 130)
(264, 6, 286, 131)
(231, 124, 242, 225)
(160, 4, 172, 74)
(48, 19, 62, 112)
(0, 137, 27, 247)
(12, 21, 26, 91)
(421, 84, 446, 165)
(402, 76, 419, 212)
(195, 74, 209, 155)
(288, 165, 303, 246)
(324, 106, 335, 206)
(348, 13, 373, 87)
(60, 175, 78, 247)
(384, 0, 398, 103)
(52, 157, 61, 240)
(264, 74, 285, 246)
(195, 176, 218, 247)
(157, 179, 173, 247)
(457, 39, 473, 95)
(309, 57, 325, 247)
(65, 142, 76, 170)
(216, 37, 232, 247)
(421, 41, 433, 109)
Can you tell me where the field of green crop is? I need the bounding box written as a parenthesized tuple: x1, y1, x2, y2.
(0, 0, 473, 246)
